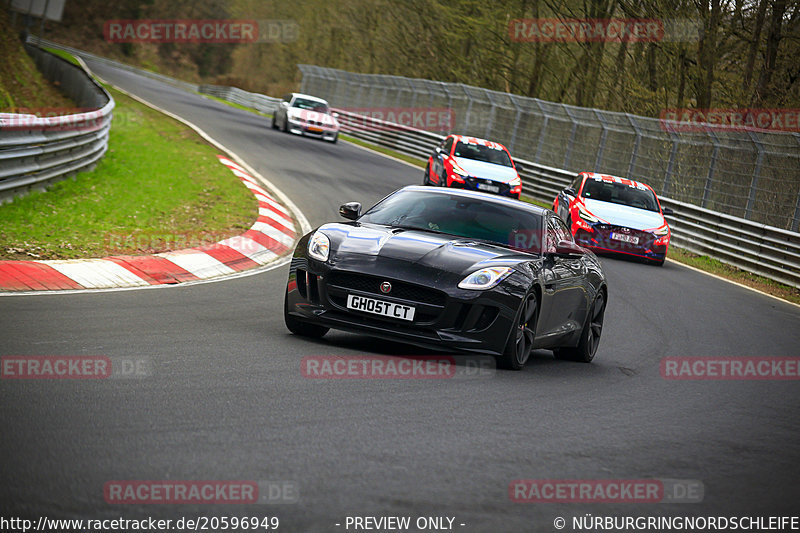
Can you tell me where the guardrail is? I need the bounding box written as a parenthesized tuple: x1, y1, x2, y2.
(334, 109, 800, 289)
(0, 44, 114, 203)
(198, 85, 280, 115)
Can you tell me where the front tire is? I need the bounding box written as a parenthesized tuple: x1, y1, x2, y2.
(554, 290, 605, 363)
(284, 293, 329, 338)
(423, 164, 431, 185)
(496, 291, 538, 371)
(271, 115, 278, 129)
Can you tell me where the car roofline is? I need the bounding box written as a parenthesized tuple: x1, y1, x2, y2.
(399, 185, 549, 215)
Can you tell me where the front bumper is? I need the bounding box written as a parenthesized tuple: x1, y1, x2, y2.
(287, 120, 338, 141)
(448, 176, 520, 199)
(574, 224, 667, 262)
(285, 258, 521, 355)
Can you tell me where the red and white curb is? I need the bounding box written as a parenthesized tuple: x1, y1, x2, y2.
(0, 156, 296, 291)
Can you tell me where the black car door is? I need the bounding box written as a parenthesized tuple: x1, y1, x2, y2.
(538, 215, 588, 344)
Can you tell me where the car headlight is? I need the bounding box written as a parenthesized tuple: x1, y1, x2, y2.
(458, 267, 513, 290)
(510, 176, 521, 187)
(451, 165, 468, 176)
(578, 205, 599, 223)
(650, 223, 670, 236)
(308, 231, 330, 262)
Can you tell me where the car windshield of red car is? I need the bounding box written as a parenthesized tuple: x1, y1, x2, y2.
(581, 179, 659, 212)
(453, 141, 513, 167)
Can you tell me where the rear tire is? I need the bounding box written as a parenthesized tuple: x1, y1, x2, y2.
(284, 293, 329, 338)
(496, 291, 538, 371)
(554, 290, 605, 363)
(328, 133, 338, 144)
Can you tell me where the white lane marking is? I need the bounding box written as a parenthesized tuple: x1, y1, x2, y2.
(42, 259, 150, 289)
(157, 250, 236, 279)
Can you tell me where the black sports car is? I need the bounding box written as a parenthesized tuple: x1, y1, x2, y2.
(284, 186, 608, 370)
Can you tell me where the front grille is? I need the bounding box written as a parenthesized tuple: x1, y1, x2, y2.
(465, 177, 510, 195)
(326, 271, 446, 306)
(590, 225, 655, 252)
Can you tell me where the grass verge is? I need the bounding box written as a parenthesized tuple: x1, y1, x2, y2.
(0, 84, 257, 260)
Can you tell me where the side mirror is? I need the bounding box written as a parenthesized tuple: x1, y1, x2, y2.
(563, 187, 577, 197)
(662, 207, 674, 216)
(434, 146, 442, 154)
(554, 240, 585, 257)
(339, 202, 362, 220)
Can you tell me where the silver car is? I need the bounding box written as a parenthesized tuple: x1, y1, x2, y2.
(272, 93, 340, 143)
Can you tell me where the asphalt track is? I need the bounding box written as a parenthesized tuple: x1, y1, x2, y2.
(1, 58, 799, 532)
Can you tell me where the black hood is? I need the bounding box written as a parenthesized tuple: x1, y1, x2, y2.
(319, 222, 535, 277)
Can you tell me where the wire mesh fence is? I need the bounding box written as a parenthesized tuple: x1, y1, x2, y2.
(299, 65, 800, 232)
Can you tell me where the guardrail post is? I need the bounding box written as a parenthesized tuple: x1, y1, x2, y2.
(593, 110, 608, 172)
(793, 134, 800, 232)
(702, 128, 720, 209)
(533, 100, 549, 164)
(462, 85, 474, 134)
(484, 89, 497, 139)
(626, 114, 642, 179)
(563, 106, 578, 170)
(662, 131, 680, 196)
(441, 83, 454, 134)
(744, 130, 764, 220)
(508, 95, 522, 153)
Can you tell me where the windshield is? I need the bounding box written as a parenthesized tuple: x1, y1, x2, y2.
(453, 141, 513, 167)
(581, 179, 660, 212)
(359, 190, 543, 253)
(292, 98, 330, 113)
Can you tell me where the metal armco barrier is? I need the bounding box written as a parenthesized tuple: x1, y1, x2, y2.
(334, 109, 800, 289)
(197, 85, 280, 115)
(0, 44, 114, 203)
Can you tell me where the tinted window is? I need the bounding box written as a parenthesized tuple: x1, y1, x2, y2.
(360, 190, 543, 253)
(443, 137, 454, 153)
(581, 178, 660, 212)
(453, 141, 512, 167)
(292, 98, 330, 113)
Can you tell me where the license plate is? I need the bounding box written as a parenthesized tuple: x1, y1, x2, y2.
(347, 294, 415, 321)
(476, 183, 500, 193)
(307, 126, 323, 133)
(611, 232, 639, 244)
